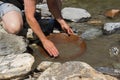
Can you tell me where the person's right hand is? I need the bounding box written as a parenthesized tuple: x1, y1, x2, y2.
(42, 39, 59, 57)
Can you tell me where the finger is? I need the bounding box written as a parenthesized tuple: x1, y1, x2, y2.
(50, 47, 59, 57)
(67, 28, 74, 34)
(47, 47, 59, 57)
(46, 49, 53, 56)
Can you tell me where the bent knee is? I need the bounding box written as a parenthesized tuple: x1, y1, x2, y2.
(5, 23, 23, 34)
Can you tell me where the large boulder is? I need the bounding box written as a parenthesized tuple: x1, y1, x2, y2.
(0, 32, 27, 56)
(37, 61, 118, 80)
(0, 53, 34, 79)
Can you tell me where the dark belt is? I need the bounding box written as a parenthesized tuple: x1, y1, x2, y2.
(1, 0, 24, 10)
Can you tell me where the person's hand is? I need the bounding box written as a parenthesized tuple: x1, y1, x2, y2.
(61, 23, 74, 35)
(42, 39, 59, 57)
(58, 19, 74, 35)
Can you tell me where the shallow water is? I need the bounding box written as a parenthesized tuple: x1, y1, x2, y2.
(62, 0, 120, 68)
(31, 0, 120, 78)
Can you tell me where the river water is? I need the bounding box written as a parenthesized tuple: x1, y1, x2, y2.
(31, 0, 120, 78)
(62, 0, 120, 67)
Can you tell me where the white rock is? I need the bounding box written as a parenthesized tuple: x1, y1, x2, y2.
(103, 22, 120, 34)
(0, 53, 34, 79)
(37, 61, 53, 71)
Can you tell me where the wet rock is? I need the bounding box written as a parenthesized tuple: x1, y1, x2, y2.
(0, 53, 34, 79)
(0, 32, 27, 56)
(95, 67, 120, 77)
(37, 61, 118, 80)
(62, 7, 91, 22)
(81, 28, 103, 40)
(103, 22, 120, 34)
(109, 47, 119, 57)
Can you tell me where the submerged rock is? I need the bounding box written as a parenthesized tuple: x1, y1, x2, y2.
(87, 19, 103, 26)
(62, 7, 91, 22)
(81, 28, 103, 40)
(95, 67, 120, 77)
(109, 46, 119, 57)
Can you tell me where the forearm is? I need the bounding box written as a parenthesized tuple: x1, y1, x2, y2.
(26, 17, 47, 42)
(24, 0, 47, 42)
(24, 0, 59, 57)
(47, 0, 63, 21)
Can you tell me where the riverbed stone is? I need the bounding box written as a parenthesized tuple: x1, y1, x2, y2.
(103, 22, 120, 34)
(37, 61, 117, 80)
(0, 32, 28, 56)
(62, 7, 91, 22)
(81, 28, 103, 40)
(0, 53, 34, 79)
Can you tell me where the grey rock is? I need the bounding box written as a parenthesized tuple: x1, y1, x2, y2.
(103, 22, 120, 34)
(81, 28, 103, 40)
(0, 32, 28, 56)
(95, 67, 120, 77)
(62, 7, 91, 22)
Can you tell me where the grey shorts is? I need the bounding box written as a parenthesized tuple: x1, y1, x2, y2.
(0, 1, 22, 20)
